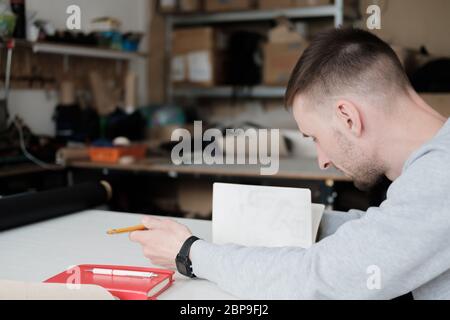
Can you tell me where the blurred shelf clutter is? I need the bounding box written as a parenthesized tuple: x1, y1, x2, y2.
(159, 0, 339, 17)
(2, 0, 450, 219)
(156, 0, 345, 104)
(0, 1, 149, 177)
(0, 0, 146, 92)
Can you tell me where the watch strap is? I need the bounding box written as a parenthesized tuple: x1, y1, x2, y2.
(179, 236, 200, 258)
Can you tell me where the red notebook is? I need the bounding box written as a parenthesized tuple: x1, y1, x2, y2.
(44, 264, 175, 300)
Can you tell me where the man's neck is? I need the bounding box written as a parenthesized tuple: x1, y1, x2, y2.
(379, 95, 446, 181)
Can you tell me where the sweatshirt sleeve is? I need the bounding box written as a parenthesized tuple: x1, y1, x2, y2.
(190, 150, 450, 299)
(317, 209, 366, 240)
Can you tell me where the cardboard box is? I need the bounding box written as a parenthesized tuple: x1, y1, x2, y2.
(292, 0, 331, 7)
(172, 27, 215, 54)
(259, 0, 293, 10)
(171, 27, 225, 86)
(158, 0, 178, 13)
(205, 0, 254, 12)
(263, 42, 306, 85)
(268, 23, 306, 44)
(172, 51, 223, 86)
(179, 0, 203, 12)
(259, 0, 331, 9)
(263, 20, 308, 86)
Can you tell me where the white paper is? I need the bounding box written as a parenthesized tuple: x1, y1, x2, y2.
(171, 55, 186, 82)
(0, 280, 115, 300)
(312, 203, 325, 243)
(187, 51, 212, 83)
(213, 183, 324, 248)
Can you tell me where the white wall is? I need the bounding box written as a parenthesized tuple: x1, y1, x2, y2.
(6, 89, 58, 136)
(8, 0, 151, 136)
(27, 0, 148, 37)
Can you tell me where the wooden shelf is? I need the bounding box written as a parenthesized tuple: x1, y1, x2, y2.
(68, 157, 351, 182)
(171, 3, 343, 26)
(7, 40, 147, 61)
(173, 86, 286, 99)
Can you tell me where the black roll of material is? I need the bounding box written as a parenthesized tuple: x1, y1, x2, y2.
(10, 0, 27, 39)
(0, 181, 112, 231)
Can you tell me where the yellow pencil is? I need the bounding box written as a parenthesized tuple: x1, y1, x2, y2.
(107, 224, 147, 235)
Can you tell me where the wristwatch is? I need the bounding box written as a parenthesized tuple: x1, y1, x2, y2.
(176, 236, 200, 278)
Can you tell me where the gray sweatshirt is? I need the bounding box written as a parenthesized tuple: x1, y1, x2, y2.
(190, 119, 450, 300)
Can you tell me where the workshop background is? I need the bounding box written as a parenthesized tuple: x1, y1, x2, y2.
(1, 0, 449, 221)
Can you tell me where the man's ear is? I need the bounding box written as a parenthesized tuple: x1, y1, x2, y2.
(334, 100, 363, 137)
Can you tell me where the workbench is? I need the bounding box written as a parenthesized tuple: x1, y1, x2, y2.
(0, 209, 236, 300)
(68, 158, 350, 182)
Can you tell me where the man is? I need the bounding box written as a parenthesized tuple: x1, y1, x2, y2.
(130, 28, 450, 299)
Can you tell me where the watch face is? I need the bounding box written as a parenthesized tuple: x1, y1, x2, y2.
(176, 254, 189, 275)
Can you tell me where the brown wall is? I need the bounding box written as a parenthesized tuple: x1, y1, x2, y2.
(148, 3, 168, 104)
(360, 0, 450, 56)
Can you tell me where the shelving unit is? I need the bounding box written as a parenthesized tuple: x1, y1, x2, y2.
(0, 40, 148, 89)
(173, 85, 286, 99)
(171, 2, 343, 27)
(165, 0, 344, 102)
(31, 42, 147, 61)
(6, 40, 147, 61)
(0, 40, 146, 90)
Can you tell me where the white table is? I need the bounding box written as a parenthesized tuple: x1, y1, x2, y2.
(0, 210, 236, 300)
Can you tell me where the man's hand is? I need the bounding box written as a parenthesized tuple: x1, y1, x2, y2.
(129, 216, 193, 269)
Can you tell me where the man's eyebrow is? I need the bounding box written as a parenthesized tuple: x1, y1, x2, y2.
(302, 133, 310, 138)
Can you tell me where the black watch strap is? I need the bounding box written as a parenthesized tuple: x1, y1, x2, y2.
(177, 236, 200, 278)
(179, 236, 200, 257)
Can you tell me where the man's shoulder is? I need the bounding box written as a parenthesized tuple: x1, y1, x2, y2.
(429, 119, 450, 151)
(404, 120, 450, 171)
(388, 134, 450, 205)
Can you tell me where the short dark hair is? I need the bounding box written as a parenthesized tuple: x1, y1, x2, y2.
(285, 28, 411, 109)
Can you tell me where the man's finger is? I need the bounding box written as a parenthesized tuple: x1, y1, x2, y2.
(129, 230, 147, 243)
(141, 216, 165, 230)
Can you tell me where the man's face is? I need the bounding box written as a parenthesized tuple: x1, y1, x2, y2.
(292, 96, 384, 191)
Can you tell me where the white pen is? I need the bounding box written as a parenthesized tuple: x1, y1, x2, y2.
(87, 268, 158, 278)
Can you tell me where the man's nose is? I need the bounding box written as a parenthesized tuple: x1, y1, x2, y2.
(316, 145, 331, 170)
